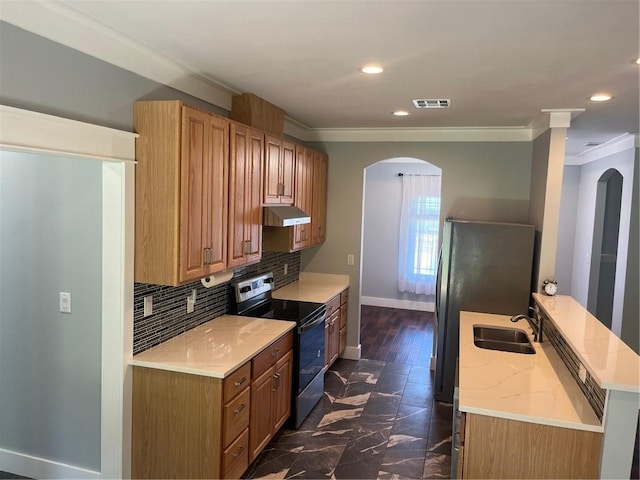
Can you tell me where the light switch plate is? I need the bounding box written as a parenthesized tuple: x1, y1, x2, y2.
(347, 254, 355, 266)
(59, 292, 71, 314)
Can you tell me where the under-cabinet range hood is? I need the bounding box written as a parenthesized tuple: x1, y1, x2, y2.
(263, 206, 311, 227)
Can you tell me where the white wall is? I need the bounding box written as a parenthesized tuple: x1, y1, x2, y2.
(361, 159, 441, 309)
(555, 165, 581, 294)
(570, 148, 635, 337)
(0, 151, 102, 470)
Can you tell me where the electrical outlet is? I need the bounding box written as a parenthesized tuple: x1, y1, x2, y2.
(187, 296, 195, 313)
(347, 254, 355, 266)
(143, 296, 153, 317)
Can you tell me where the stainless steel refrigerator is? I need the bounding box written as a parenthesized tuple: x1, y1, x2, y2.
(434, 219, 535, 403)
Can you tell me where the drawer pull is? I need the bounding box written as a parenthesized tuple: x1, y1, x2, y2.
(232, 446, 244, 458)
(233, 403, 246, 414)
(271, 348, 281, 357)
(234, 377, 247, 387)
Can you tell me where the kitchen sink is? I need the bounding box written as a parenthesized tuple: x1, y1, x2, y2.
(473, 325, 536, 354)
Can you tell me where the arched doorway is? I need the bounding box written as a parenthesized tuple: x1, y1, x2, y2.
(587, 168, 623, 329)
(359, 158, 442, 366)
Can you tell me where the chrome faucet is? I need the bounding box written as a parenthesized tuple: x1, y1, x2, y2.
(510, 308, 543, 343)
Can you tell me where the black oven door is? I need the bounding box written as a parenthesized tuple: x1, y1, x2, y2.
(297, 310, 326, 394)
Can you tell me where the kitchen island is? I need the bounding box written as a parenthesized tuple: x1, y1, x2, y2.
(457, 295, 640, 479)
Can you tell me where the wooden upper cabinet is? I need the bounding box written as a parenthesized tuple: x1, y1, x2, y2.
(263, 135, 295, 205)
(311, 151, 328, 245)
(292, 146, 313, 250)
(134, 101, 228, 286)
(228, 122, 263, 268)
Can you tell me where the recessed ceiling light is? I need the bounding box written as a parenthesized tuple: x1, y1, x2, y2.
(360, 65, 384, 74)
(590, 93, 612, 102)
(636, 58, 640, 65)
(393, 110, 410, 116)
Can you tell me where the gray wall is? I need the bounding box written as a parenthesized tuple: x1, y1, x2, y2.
(361, 160, 441, 304)
(302, 141, 533, 348)
(621, 149, 639, 353)
(0, 151, 102, 470)
(0, 21, 228, 132)
(555, 165, 581, 295)
(570, 148, 636, 340)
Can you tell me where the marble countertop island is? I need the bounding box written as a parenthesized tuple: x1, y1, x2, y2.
(458, 311, 602, 432)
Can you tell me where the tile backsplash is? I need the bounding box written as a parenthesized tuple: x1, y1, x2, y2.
(133, 251, 301, 354)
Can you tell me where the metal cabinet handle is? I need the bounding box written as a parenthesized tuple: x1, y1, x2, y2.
(271, 348, 281, 357)
(232, 446, 244, 458)
(244, 239, 251, 254)
(234, 376, 247, 388)
(233, 403, 246, 414)
(203, 248, 209, 265)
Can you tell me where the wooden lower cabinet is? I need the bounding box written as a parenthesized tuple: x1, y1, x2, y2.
(461, 413, 602, 479)
(132, 333, 294, 479)
(250, 338, 293, 462)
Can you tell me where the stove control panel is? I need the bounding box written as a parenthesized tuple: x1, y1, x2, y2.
(233, 272, 274, 303)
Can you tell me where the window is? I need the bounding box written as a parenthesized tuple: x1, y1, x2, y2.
(398, 175, 441, 295)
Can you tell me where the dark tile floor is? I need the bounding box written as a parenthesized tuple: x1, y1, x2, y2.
(244, 357, 452, 479)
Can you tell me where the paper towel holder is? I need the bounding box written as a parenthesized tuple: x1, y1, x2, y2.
(201, 270, 234, 288)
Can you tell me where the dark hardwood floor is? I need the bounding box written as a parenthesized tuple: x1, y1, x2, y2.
(360, 305, 434, 366)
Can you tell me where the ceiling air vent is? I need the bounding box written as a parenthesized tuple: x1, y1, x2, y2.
(412, 99, 451, 109)
(584, 142, 604, 147)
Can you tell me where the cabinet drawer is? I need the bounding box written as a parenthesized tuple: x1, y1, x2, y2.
(326, 295, 341, 317)
(252, 332, 293, 379)
(223, 387, 250, 448)
(340, 289, 349, 306)
(222, 428, 249, 479)
(223, 362, 251, 404)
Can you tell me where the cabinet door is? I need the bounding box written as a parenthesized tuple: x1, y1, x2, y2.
(228, 123, 249, 268)
(311, 151, 328, 245)
(244, 129, 263, 264)
(273, 350, 293, 432)
(292, 146, 312, 250)
(249, 367, 275, 462)
(179, 106, 212, 283)
(263, 135, 282, 204)
(228, 124, 263, 268)
(206, 115, 229, 273)
(280, 140, 295, 204)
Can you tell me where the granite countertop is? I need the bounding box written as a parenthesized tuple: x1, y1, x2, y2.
(458, 311, 603, 433)
(273, 272, 350, 304)
(533, 293, 640, 393)
(130, 315, 295, 378)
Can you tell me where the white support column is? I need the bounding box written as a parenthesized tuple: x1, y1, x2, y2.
(600, 389, 640, 479)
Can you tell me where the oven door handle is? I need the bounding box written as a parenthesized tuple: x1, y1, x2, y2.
(299, 312, 326, 333)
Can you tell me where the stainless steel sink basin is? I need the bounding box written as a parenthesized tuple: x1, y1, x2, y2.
(473, 325, 536, 354)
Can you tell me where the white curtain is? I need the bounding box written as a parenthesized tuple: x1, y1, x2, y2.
(398, 174, 441, 295)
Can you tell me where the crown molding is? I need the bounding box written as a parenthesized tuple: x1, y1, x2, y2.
(564, 133, 638, 166)
(300, 126, 532, 143)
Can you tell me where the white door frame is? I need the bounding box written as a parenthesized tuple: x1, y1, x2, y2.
(0, 105, 136, 479)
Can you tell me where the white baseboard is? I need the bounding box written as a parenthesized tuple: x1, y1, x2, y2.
(0, 449, 100, 479)
(341, 345, 361, 360)
(360, 296, 435, 312)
